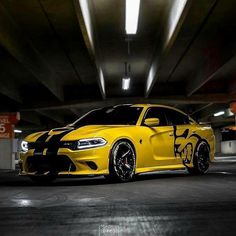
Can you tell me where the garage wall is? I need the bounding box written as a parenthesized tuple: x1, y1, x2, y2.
(221, 141, 236, 154)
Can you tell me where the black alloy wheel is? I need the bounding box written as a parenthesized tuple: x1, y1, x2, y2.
(106, 140, 136, 182)
(187, 140, 210, 175)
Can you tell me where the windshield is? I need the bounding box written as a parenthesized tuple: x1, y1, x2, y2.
(71, 106, 143, 127)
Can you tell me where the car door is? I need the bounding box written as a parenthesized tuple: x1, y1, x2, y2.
(164, 109, 197, 165)
(141, 107, 179, 166)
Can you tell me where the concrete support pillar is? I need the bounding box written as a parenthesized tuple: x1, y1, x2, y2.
(0, 139, 15, 170)
(214, 128, 222, 154)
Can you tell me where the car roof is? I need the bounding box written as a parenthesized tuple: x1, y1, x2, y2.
(131, 104, 181, 111)
(131, 104, 172, 108)
(106, 104, 189, 117)
(131, 103, 193, 117)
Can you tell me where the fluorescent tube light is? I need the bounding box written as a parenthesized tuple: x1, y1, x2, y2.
(14, 129, 22, 133)
(213, 111, 224, 117)
(122, 77, 130, 90)
(125, 0, 140, 34)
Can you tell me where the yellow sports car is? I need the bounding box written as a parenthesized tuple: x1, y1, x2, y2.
(20, 104, 215, 183)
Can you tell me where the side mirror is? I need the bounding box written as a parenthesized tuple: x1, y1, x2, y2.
(144, 118, 160, 127)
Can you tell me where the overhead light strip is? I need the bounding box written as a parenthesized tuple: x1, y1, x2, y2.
(79, 0, 94, 50)
(214, 111, 224, 117)
(78, 0, 106, 98)
(125, 0, 141, 34)
(146, 0, 188, 97)
(167, 0, 188, 43)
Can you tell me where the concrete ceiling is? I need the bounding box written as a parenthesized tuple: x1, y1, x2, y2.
(0, 0, 235, 132)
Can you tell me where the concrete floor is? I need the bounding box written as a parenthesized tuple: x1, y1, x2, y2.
(0, 156, 236, 236)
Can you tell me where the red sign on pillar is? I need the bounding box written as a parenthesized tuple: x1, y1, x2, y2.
(0, 113, 20, 139)
(230, 102, 236, 114)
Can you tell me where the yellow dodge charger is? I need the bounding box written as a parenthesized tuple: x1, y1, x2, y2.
(20, 104, 215, 183)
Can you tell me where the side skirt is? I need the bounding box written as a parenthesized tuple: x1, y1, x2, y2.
(136, 164, 186, 174)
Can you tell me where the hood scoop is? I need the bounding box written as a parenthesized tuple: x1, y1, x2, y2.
(51, 126, 74, 132)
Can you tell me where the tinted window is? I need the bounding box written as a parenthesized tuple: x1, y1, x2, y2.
(71, 106, 143, 127)
(164, 109, 190, 125)
(143, 108, 167, 126)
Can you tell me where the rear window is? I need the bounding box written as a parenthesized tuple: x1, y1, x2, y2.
(164, 109, 190, 125)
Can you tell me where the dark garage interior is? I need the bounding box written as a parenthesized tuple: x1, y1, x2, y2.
(0, 0, 236, 235)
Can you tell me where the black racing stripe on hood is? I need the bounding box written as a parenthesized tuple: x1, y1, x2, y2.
(46, 129, 73, 155)
(36, 132, 50, 141)
(33, 132, 50, 155)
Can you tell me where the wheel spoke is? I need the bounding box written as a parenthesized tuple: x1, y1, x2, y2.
(122, 150, 131, 158)
(124, 163, 131, 170)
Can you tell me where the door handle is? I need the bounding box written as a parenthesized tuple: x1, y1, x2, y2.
(169, 132, 174, 136)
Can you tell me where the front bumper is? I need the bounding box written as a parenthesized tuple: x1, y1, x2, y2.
(19, 146, 110, 176)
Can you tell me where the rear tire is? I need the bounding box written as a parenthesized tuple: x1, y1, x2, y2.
(187, 140, 210, 175)
(106, 140, 136, 182)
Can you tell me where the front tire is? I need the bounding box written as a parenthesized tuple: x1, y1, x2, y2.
(187, 140, 210, 175)
(106, 140, 136, 182)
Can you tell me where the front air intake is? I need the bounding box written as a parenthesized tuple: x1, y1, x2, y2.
(86, 161, 98, 170)
(26, 155, 76, 174)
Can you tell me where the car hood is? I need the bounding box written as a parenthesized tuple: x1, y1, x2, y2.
(25, 125, 130, 142)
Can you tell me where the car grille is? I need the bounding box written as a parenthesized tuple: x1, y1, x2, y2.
(28, 141, 77, 150)
(26, 155, 76, 174)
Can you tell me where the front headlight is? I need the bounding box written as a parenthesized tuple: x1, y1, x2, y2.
(21, 141, 28, 152)
(77, 138, 107, 150)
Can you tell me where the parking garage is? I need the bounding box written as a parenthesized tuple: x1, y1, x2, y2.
(0, 0, 236, 235)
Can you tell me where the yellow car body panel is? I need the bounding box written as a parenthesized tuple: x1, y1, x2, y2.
(20, 104, 215, 177)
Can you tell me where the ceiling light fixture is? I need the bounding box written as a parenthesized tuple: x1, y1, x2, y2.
(125, 0, 140, 34)
(213, 111, 225, 117)
(122, 62, 131, 90)
(122, 77, 130, 90)
(14, 129, 22, 133)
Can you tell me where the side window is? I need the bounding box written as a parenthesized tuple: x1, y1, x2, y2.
(164, 109, 190, 125)
(143, 108, 167, 126)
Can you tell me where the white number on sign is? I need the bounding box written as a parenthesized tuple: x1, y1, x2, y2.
(0, 124, 6, 133)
